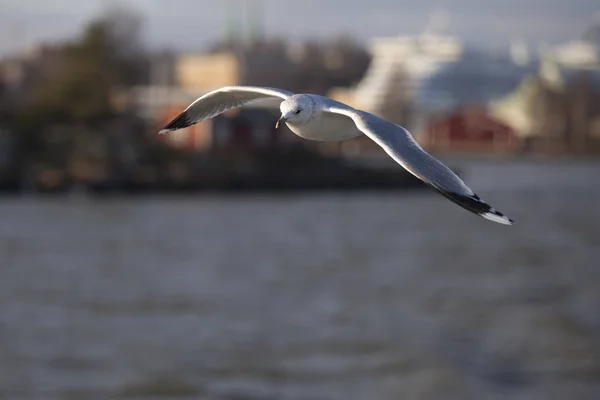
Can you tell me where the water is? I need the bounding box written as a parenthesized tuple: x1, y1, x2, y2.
(1, 158, 599, 400)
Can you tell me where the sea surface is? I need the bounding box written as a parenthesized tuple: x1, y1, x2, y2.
(1, 157, 599, 400)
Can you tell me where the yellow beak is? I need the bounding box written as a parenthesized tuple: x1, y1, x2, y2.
(275, 116, 286, 130)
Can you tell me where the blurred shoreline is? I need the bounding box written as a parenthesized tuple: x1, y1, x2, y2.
(0, 145, 429, 196)
(2, 141, 597, 197)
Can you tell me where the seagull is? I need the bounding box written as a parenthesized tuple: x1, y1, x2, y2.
(159, 86, 514, 225)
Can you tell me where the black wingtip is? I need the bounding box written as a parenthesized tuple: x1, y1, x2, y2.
(158, 111, 193, 134)
(437, 191, 514, 225)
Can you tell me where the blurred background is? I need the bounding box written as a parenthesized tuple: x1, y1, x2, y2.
(1, 1, 600, 399)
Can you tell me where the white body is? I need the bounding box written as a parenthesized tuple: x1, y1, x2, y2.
(283, 95, 362, 142)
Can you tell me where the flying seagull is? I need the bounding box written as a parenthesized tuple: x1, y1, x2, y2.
(159, 86, 514, 225)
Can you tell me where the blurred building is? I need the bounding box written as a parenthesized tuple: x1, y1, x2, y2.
(175, 52, 241, 91)
(489, 16, 600, 153)
(328, 12, 600, 156)
(548, 41, 599, 69)
(351, 30, 463, 121)
(330, 14, 461, 111)
(424, 107, 516, 152)
(326, 12, 537, 156)
(118, 12, 369, 153)
(544, 12, 600, 70)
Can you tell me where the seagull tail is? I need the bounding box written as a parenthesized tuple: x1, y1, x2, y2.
(436, 190, 514, 225)
(158, 111, 194, 134)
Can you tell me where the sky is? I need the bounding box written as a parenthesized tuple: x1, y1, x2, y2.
(0, 0, 599, 57)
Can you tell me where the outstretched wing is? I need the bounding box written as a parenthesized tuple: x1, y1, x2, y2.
(159, 86, 294, 134)
(325, 104, 514, 225)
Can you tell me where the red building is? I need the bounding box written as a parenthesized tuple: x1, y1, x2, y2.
(424, 108, 517, 152)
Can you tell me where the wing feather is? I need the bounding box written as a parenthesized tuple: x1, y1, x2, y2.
(324, 105, 514, 225)
(159, 86, 293, 134)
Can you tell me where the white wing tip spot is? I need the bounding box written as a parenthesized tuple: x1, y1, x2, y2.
(481, 210, 514, 225)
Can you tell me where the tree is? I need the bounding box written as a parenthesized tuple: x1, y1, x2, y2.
(18, 5, 146, 129)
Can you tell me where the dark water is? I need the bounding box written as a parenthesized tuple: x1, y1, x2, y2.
(1, 158, 600, 400)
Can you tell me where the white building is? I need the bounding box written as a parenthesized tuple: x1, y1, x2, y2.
(332, 11, 536, 138)
(353, 24, 464, 117)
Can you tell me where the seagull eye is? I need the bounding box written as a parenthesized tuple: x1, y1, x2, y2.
(294, 109, 301, 114)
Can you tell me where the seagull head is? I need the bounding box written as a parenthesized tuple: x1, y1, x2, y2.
(276, 94, 314, 129)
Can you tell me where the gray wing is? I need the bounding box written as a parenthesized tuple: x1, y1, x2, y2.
(159, 86, 294, 134)
(324, 104, 514, 225)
